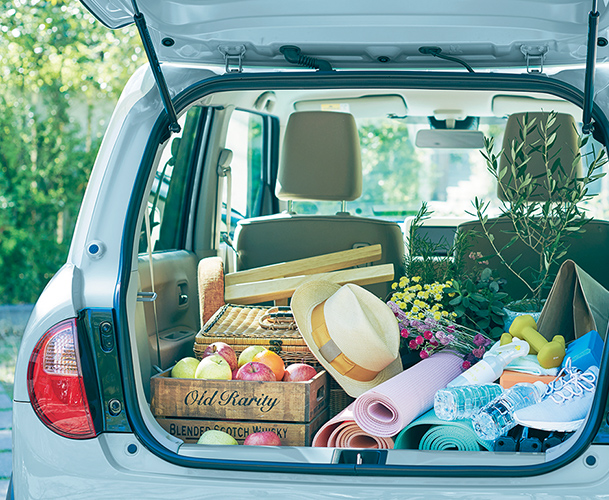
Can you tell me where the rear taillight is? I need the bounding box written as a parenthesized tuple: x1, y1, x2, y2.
(27, 318, 97, 439)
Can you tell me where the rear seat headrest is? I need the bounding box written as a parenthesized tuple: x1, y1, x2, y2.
(275, 111, 363, 201)
(498, 111, 582, 202)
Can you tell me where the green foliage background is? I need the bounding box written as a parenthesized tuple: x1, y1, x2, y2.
(0, 0, 144, 303)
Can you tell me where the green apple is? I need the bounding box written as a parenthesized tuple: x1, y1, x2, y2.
(195, 354, 232, 380)
(171, 357, 200, 378)
(237, 345, 267, 368)
(197, 430, 238, 445)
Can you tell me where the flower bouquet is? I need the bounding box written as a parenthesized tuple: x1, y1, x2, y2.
(387, 300, 493, 370)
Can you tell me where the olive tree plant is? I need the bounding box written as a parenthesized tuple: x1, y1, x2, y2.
(472, 112, 607, 311)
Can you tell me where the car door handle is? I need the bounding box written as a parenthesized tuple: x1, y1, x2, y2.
(178, 281, 189, 306)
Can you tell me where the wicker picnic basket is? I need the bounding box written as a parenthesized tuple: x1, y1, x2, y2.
(193, 303, 353, 416)
(194, 304, 317, 365)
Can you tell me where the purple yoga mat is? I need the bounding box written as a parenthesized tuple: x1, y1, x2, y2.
(352, 351, 464, 437)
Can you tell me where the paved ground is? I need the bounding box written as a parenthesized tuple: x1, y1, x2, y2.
(0, 304, 30, 498)
(0, 384, 11, 497)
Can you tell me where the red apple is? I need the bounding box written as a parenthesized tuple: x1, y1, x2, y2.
(282, 363, 317, 382)
(244, 431, 282, 446)
(202, 342, 238, 371)
(236, 362, 276, 382)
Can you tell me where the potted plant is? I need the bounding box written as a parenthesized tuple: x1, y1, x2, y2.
(472, 111, 607, 313)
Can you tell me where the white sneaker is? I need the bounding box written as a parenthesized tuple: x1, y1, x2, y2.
(513, 363, 599, 432)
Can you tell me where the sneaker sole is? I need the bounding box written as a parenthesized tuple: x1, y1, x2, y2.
(513, 417, 585, 433)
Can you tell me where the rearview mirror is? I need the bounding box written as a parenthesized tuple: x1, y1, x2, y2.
(415, 129, 485, 149)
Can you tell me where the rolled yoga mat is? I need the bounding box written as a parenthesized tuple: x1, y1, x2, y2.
(312, 403, 394, 449)
(394, 409, 493, 451)
(353, 351, 464, 437)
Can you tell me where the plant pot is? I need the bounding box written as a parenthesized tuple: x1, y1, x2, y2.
(503, 305, 542, 332)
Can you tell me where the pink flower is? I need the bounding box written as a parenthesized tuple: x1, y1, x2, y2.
(473, 333, 489, 347)
(408, 339, 418, 350)
(400, 328, 409, 338)
(429, 340, 439, 346)
(420, 350, 430, 359)
(415, 335, 424, 345)
(446, 325, 456, 333)
(472, 347, 485, 358)
(462, 361, 471, 370)
(423, 330, 433, 340)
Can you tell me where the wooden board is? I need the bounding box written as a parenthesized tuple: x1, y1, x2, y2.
(225, 244, 382, 286)
(155, 409, 329, 446)
(151, 368, 328, 423)
(224, 263, 394, 305)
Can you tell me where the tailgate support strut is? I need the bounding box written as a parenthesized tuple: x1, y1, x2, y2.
(582, 0, 599, 134)
(131, 0, 181, 134)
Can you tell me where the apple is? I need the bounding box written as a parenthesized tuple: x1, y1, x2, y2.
(238, 345, 268, 368)
(282, 363, 317, 382)
(244, 431, 282, 446)
(235, 362, 276, 382)
(202, 342, 238, 371)
(197, 430, 238, 445)
(171, 357, 200, 378)
(195, 354, 232, 380)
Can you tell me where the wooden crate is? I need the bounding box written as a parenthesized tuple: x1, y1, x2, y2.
(151, 368, 328, 423)
(155, 409, 329, 446)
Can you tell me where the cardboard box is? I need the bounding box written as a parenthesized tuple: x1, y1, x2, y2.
(499, 370, 556, 389)
(155, 409, 329, 446)
(151, 368, 328, 423)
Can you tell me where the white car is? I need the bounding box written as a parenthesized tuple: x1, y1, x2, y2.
(11, 1, 609, 498)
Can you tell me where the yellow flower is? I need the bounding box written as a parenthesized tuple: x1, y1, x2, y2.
(391, 282, 398, 290)
(434, 311, 442, 320)
(412, 276, 421, 283)
(452, 312, 458, 318)
(435, 294, 442, 301)
(418, 313, 425, 319)
(442, 311, 449, 317)
(412, 306, 419, 313)
(448, 293, 456, 297)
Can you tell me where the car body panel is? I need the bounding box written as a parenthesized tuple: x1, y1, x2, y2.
(12, 402, 609, 498)
(79, 0, 609, 69)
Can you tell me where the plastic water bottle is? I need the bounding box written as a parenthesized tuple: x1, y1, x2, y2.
(434, 384, 505, 421)
(448, 338, 530, 387)
(472, 381, 546, 441)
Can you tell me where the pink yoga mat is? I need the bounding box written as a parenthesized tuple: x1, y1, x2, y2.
(353, 351, 464, 437)
(312, 403, 394, 448)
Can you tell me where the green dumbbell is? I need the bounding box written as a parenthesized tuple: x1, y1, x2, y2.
(509, 315, 565, 368)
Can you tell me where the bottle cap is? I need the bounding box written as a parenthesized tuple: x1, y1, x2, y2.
(532, 380, 547, 396)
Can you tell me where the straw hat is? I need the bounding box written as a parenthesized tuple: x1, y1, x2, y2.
(291, 279, 403, 398)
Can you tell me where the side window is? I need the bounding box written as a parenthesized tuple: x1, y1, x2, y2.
(139, 106, 204, 254)
(223, 110, 264, 232)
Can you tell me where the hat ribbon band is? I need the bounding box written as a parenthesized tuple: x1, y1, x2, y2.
(311, 302, 379, 382)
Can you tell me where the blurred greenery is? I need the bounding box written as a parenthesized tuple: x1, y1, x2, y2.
(359, 119, 422, 208)
(0, 0, 144, 303)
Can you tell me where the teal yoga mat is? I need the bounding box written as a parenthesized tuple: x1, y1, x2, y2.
(394, 410, 493, 451)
